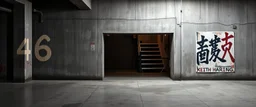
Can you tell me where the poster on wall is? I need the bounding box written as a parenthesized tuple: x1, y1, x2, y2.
(196, 31, 235, 72)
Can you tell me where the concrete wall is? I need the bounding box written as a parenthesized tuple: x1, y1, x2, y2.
(32, 0, 176, 79)
(24, 0, 32, 81)
(32, 0, 256, 80)
(12, 0, 32, 82)
(0, 0, 32, 82)
(180, 0, 256, 79)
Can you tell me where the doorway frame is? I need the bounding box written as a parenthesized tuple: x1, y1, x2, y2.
(101, 32, 175, 79)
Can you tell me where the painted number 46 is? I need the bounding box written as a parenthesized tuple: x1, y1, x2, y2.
(17, 35, 52, 62)
(17, 38, 31, 61)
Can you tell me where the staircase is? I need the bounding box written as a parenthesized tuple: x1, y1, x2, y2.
(139, 43, 164, 72)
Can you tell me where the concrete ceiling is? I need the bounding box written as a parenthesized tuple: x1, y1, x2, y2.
(28, 0, 91, 10)
(69, 0, 91, 10)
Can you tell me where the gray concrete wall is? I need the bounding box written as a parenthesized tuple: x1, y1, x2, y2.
(32, 0, 256, 80)
(180, 0, 256, 79)
(12, 0, 32, 82)
(33, 0, 176, 79)
(23, 0, 32, 81)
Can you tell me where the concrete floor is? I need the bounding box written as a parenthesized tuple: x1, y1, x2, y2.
(0, 77, 256, 107)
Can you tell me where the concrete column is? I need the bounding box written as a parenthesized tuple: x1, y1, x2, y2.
(12, 0, 32, 82)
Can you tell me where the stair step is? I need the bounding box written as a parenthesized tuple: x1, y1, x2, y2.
(140, 43, 158, 47)
(142, 67, 163, 70)
(141, 63, 163, 65)
(140, 43, 158, 45)
(141, 55, 161, 56)
(141, 47, 159, 51)
(140, 46, 159, 49)
(141, 51, 160, 52)
(141, 59, 162, 60)
(141, 47, 158, 48)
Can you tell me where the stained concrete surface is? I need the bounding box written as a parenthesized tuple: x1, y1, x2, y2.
(0, 77, 256, 107)
(30, 0, 256, 80)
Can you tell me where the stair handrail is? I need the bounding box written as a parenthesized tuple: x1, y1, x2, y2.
(157, 35, 168, 72)
(137, 36, 142, 72)
(138, 39, 141, 55)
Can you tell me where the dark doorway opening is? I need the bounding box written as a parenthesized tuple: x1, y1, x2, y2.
(104, 33, 172, 77)
(104, 34, 138, 76)
(0, 2, 13, 82)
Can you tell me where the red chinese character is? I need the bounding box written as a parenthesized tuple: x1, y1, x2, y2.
(221, 32, 235, 63)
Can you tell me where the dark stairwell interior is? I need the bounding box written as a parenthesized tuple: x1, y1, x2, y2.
(104, 34, 172, 77)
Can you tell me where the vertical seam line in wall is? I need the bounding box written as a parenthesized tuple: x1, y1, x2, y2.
(135, 0, 137, 20)
(200, 0, 201, 19)
(252, 24, 253, 75)
(247, 0, 252, 75)
(165, 0, 167, 18)
(180, 0, 183, 80)
(247, 0, 249, 24)
(181, 0, 183, 80)
(174, 0, 178, 79)
(217, 0, 219, 21)
(173, 0, 176, 79)
(174, 0, 176, 19)
(250, 0, 254, 75)
(97, 0, 99, 77)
